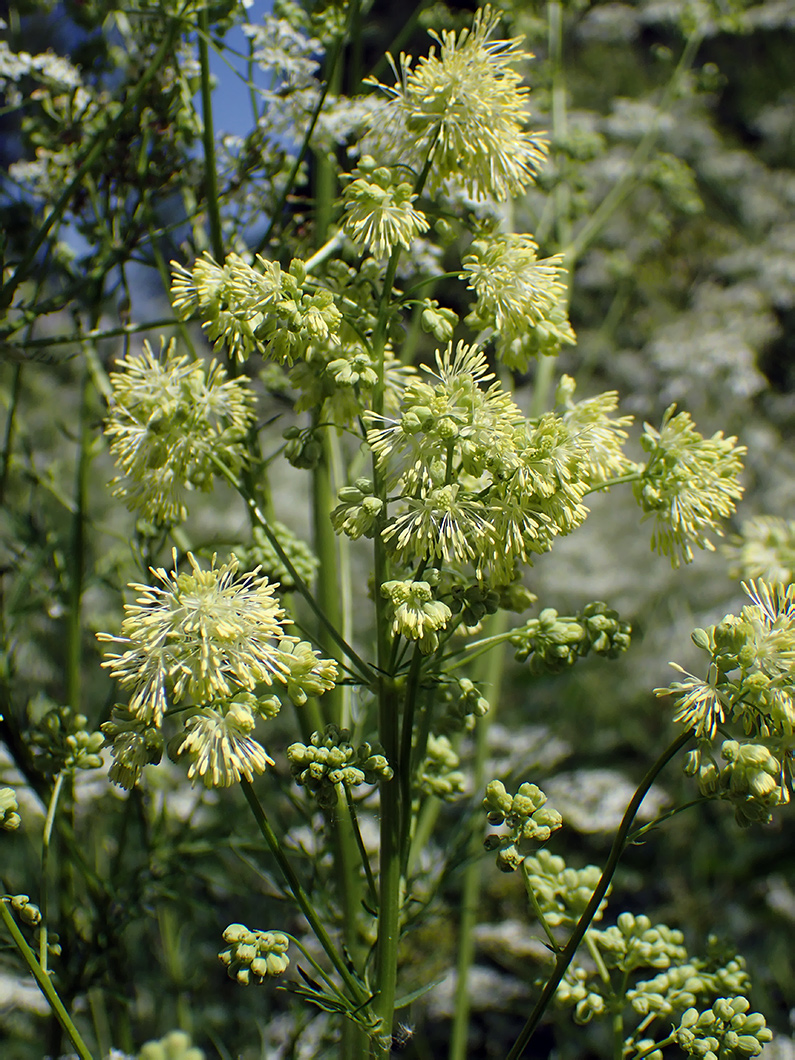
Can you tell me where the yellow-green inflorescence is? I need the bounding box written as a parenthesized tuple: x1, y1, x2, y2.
(98, 552, 337, 789)
(658, 578, 795, 825)
(219, 924, 290, 985)
(287, 724, 393, 808)
(483, 780, 563, 872)
(105, 337, 256, 525)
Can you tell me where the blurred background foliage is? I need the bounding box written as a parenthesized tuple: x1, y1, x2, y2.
(1, 0, 795, 1056)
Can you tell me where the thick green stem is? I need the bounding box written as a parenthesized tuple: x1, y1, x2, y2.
(504, 728, 694, 1060)
(0, 900, 95, 1060)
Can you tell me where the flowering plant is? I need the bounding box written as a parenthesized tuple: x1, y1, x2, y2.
(0, 2, 790, 1059)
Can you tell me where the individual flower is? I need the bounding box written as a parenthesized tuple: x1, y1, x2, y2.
(173, 700, 274, 788)
(463, 233, 575, 367)
(634, 405, 746, 567)
(342, 156, 429, 259)
(105, 337, 256, 524)
(382, 579, 453, 653)
(366, 5, 548, 200)
(275, 639, 339, 705)
(98, 552, 290, 725)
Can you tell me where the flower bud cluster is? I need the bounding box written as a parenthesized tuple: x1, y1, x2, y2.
(556, 965, 607, 1024)
(674, 997, 772, 1059)
(628, 949, 750, 1019)
(0, 787, 21, 831)
(287, 725, 393, 807)
(382, 579, 452, 653)
(685, 740, 787, 826)
(590, 913, 687, 973)
(332, 478, 384, 539)
(27, 705, 104, 774)
(139, 1030, 205, 1060)
(433, 677, 490, 736)
(522, 849, 610, 925)
(171, 253, 342, 364)
(4, 894, 42, 926)
(483, 781, 562, 872)
(235, 523, 318, 593)
(418, 735, 466, 800)
(510, 602, 631, 675)
(219, 924, 290, 985)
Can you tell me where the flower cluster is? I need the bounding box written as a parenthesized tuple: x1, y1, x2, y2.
(483, 780, 563, 871)
(463, 233, 575, 369)
(219, 924, 290, 985)
(366, 343, 600, 582)
(673, 997, 772, 1059)
(105, 338, 255, 525)
(287, 724, 393, 808)
(657, 579, 795, 823)
(511, 602, 631, 675)
(433, 676, 490, 736)
(171, 253, 342, 364)
(558, 918, 758, 1052)
(522, 849, 610, 926)
(25, 704, 104, 775)
(342, 156, 429, 259)
(635, 405, 746, 567)
(98, 552, 337, 788)
(234, 523, 318, 594)
(365, 5, 548, 201)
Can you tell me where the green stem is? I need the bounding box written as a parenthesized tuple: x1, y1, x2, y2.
(240, 780, 370, 1008)
(0, 362, 22, 507)
(504, 728, 694, 1060)
(344, 785, 379, 910)
(40, 771, 65, 973)
(0, 900, 95, 1060)
(198, 7, 224, 262)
